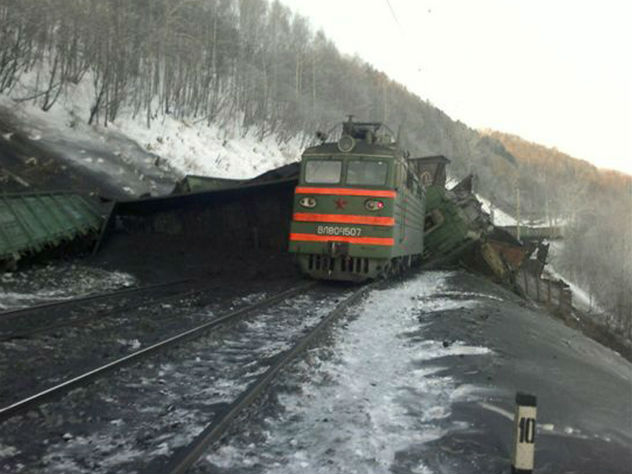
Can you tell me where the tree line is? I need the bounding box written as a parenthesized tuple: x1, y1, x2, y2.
(0, 0, 511, 152)
(1, 0, 412, 136)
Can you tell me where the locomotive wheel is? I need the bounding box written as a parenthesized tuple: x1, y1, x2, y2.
(386, 263, 394, 279)
(379, 262, 392, 280)
(391, 258, 403, 277)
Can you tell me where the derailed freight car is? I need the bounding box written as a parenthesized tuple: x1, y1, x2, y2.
(288, 118, 426, 281)
(0, 192, 103, 269)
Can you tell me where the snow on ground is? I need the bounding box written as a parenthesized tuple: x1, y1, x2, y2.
(447, 177, 516, 226)
(445, 177, 460, 189)
(476, 193, 568, 229)
(545, 265, 593, 311)
(545, 241, 604, 315)
(110, 114, 303, 180)
(476, 193, 517, 226)
(203, 271, 494, 473)
(0, 265, 136, 310)
(0, 68, 304, 194)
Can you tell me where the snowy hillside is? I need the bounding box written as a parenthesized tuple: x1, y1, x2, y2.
(0, 75, 304, 196)
(476, 194, 517, 227)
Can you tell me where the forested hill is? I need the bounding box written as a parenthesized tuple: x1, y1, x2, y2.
(1, 0, 630, 335)
(483, 130, 631, 218)
(485, 130, 631, 338)
(0, 0, 515, 191)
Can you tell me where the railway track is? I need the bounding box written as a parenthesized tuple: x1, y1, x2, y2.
(0, 279, 195, 341)
(0, 281, 316, 424)
(158, 282, 375, 474)
(0, 279, 312, 410)
(0, 281, 372, 474)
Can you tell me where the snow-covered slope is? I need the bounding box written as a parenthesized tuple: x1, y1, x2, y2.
(0, 74, 304, 197)
(110, 114, 304, 180)
(476, 194, 517, 226)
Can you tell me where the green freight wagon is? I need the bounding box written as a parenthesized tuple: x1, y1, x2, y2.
(407, 156, 479, 262)
(171, 175, 247, 194)
(0, 192, 103, 268)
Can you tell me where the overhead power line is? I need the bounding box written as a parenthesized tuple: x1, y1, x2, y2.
(384, 0, 408, 41)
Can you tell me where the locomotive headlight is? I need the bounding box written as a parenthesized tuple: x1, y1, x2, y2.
(299, 196, 317, 208)
(365, 199, 384, 211)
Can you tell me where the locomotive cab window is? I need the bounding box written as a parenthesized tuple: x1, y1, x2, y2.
(346, 160, 388, 185)
(304, 160, 342, 184)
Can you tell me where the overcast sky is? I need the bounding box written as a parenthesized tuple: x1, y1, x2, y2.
(279, 0, 631, 175)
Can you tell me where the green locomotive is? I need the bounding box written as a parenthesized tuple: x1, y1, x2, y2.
(288, 117, 426, 281)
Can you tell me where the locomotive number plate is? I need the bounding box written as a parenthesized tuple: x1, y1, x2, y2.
(316, 225, 362, 237)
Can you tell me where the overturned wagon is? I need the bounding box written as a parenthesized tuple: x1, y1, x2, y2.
(0, 192, 103, 269)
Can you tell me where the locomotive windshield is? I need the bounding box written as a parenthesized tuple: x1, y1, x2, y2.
(346, 160, 388, 185)
(304, 160, 342, 184)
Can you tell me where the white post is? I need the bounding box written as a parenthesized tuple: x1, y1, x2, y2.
(512, 392, 537, 473)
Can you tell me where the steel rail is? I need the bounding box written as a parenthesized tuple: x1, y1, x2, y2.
(0, 279, 194, 321)
(0, 281, 317, 424)
(0, 286, 204, 342)
(157, 281, 376, 474)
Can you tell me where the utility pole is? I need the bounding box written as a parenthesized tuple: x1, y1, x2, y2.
(382, 79, 388, 123)
(516, 181, 521, 241)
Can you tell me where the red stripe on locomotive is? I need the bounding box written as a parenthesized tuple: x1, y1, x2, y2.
(293, 213, 395, 226)
(289, 233, 394, 246)
(295, 187, 397, 198)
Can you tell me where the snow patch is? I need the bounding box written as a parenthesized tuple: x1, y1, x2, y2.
(433, 290, 505, 302)
(545, 261, 603, 313)
(233, 291, 269, 307)
(414, 340, 493, 361)
(0, 444, 18, 457)
(414, 296, 479, 314)
(116, 339, 141, 350)
(41, 432, 145, 474)
(477, 194, 517, 226)
(0, 266, 136, 311)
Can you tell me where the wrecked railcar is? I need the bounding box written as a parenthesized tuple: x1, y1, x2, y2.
(408, 156, 534, 283)
(0, 192, 103, 269)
